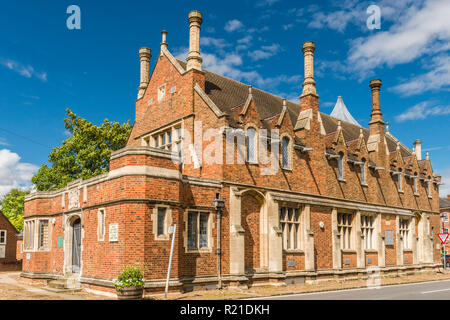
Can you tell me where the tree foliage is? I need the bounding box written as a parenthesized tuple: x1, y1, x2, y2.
(32, 108, 132, 191)
(0, 189, 29, 232)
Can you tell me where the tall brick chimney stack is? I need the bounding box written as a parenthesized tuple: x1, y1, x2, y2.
(299, 41, 319, 116)
(414, 139, 422, 160)
(368, 79, 383, 136)
(301, 41, 317, 97)
(186, 10, 203, 71)
(138, 47, 151, 99)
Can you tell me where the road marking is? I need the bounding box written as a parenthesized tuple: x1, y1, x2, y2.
(421, 288, 450, 294)
(246, 279, 450, 300)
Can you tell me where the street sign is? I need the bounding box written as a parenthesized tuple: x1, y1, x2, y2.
(438, 233, 449, 244)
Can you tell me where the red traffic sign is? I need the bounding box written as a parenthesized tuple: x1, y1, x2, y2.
(438, 233, 449, 244)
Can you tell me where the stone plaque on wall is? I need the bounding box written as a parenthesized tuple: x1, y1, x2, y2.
(109, 224, 119, 242)
(385, 229, 394, 246)
(0, 245, 5, 258)
(68, 188, 80, 210)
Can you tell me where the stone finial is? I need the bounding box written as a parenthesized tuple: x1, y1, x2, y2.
(138, 47, 152, 99)
(359, 128, 363, 138)
(161, 30, 168, 51)
(282, 99, 286, 107)
(301, 41, 317, 97)
(385, 122, 390, 134)
(248, 85, 252, 97)
(337, 120, 342, 131)
(186, 10, 203, 71)
(426, 151, 429, 160)
(396, 141, 400, 151)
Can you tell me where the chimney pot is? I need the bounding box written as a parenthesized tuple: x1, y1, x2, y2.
(138, 47, 151, 99)
(186, 10, 203, 71)
(414, 139, 422, 160)
(161, 30, 168, 52)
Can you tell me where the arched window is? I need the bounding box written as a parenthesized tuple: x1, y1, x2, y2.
(361, 158, 366, 185)
(398, 168, 403, 192)
(338, 152, 344, 180)
(246, 127, 257, 163)
(281, 137, 290, 169)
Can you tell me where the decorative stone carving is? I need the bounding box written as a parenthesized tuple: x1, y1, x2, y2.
(68, 188, 80, 209)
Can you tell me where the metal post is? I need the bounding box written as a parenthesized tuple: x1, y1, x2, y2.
(216, 210, 222, 289)
(443, 219, 446, 272)
(164, 224, 176, 299)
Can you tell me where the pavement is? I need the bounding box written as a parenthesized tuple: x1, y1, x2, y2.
(0, 272, 107, 300)
(251, 279, 450, 300)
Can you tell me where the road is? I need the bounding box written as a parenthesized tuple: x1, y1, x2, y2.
(252, 279, 450, 300)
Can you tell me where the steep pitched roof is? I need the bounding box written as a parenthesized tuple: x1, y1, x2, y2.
(175, 58, 412, 157)
(330, 96, 360, 126)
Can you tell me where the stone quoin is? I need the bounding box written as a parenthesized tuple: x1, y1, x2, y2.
(21, 10, 442, 295)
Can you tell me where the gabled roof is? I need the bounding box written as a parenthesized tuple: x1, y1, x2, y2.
(174, 58, 412, 157)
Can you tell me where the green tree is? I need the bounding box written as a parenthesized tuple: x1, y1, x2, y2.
(0, 189, 29, 232)
(32, 108, 132, 191)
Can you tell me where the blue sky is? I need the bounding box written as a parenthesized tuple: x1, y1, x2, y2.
(0, 0, 449, 196)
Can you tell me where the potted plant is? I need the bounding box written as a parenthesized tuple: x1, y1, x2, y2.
(114, 266, 145, 300)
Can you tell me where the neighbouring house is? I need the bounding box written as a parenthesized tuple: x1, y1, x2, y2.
(0, 211, 22, 271)
(21, 10, 442, 295)
(440, 196, 450, 244)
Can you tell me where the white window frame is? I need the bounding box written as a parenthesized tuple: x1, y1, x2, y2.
(399, 218, 411, 250)
(398, 168, 403, 192)
(186, 210, 212, 251)
(97, 208, 106, 241)
(427, 177, 432, 198)
(142, 123, 183, 158)
(338, 213, 353, 250)
(0, 230, 6, 245)
(361, 215, 374, 250)
(413, 173, 419, 195)
(279, 207, 301, 251)
(38, 219, 49, 250)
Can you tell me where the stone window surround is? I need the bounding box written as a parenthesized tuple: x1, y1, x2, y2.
(0, 230, 6, 245)
(360, 158, 367, 186)
(23, 218, 51, 252)
(337, 211, 354, 250)
(279, 203, 304, 252)
(141, 121, 183, 153)
(182, 209, 214, 253)
(245, 125, 258, 164)
(280, 133, 293, 171)
(157, 83, 166, 102)
(151, 205, 173, 241)
(38, 220, 49, 250)
(97, 208, 106, 241)
(399, 217, 412, 250)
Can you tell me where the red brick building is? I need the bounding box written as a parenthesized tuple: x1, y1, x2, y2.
(0, 211, 21, 271)
(440, 196, 450, 243)
(22, 11, 442, 294)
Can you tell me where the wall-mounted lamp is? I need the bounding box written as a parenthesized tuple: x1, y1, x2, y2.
(319, 221, 325, 229)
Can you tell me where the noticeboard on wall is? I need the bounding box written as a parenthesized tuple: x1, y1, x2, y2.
(385, 229, 394, 246)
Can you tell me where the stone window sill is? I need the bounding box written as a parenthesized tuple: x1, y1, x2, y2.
(398, 190, 404, 194)
(361, 183, 369, 187)
(414, 193, 420, 197)
(185, 248, 213, 254)
(364, 249, 378, 253)
(283, 249, 304, 254)
(338, 178, 346, 183)
(155, 234, 170, 241)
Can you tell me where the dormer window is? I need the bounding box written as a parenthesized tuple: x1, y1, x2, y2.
(158, 84, 166, 102)
(398, 168, 403, 192)
(413, 173, 418, 195)
(427, 176, 432, 198)
(246, 127, 257, 163)
(338, 152, 344, 180)
(281, 137, 290, 169)
(361, 158, 366, 185)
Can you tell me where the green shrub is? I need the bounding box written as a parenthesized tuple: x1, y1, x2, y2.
(113, 266, 144, 290)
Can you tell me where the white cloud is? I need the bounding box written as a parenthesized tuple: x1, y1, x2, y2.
(224, 19, 243, 32)
(347, 0, 450, 76)
(391, 55, 450, 95)
(255, 0, 279, 7)
(250, 44, 281, 61)
(395, 101, 450, 122)
(283, 24, 294, 30)
(0, 58, 48, 82)
(0, 149, 38, 198)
